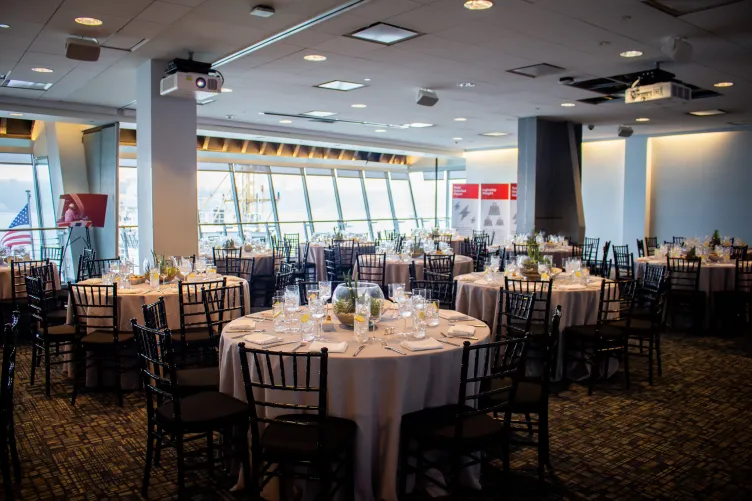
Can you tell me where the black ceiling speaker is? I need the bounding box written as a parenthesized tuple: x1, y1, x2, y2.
(66, 37, 100, 62)
(416, 88, 439, 107)
(618, 125, 634, 138)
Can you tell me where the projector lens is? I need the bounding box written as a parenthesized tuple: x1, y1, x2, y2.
(196, 78, 206, 89)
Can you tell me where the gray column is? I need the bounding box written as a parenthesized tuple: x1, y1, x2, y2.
(136, 60, 198, 265)
(517, 117, 584, 241)
(622, 136, 649, 244)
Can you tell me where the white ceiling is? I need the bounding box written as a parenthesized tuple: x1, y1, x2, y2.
(1, 0, 751, 153)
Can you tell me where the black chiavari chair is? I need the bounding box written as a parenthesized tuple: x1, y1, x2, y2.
(68, 282, 135, 407)
(177, 278, 226, 352)
(271, 243, 289, 274)
(132, 321, 250, 499)
(203, 284, 246, 338)
(731, 245, 748, 261)
(423, 254, 455, 281)
(566, 279, 638, 395)
(502, 306, 562, 481)
(513, 243, 530, 258)
(713, 259, 752, 333)
(636, 239, 645, 258)
(623, 278, 667, 385)
(570, 244, 592, 260)
(267, 262, 296, 306)
(584, 237, 600, 261)
(237, 343, 356, 500)
(1, 312, 21, 500)
(612, 245, 634, 280)
(142, 296, 169, 332)
(356, 253, 387, 291)
(26, 276, 77, 398)
(87, 258, 122, 279)
(7, 259, 49, 309)
(40, 246, 63, 270)
(666, 257, 704, 330)
(332, 240, 356, 276)
(407, 280, 457, 309)
(29, 263, 67, 323)
(284, 233, 300, 263)
(496, 289, 536, 342)
(397, 336, 529, 496)
(645, 237, 658, 257)
(213, 248, 242, 275)
(672, 236, 686, 245)
(505, 278, 553, 338)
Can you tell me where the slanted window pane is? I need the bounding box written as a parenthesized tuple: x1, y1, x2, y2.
(306, 174, 339, 231)
(336, 176, 369, 234)
(235, 171, 274, 240)
(272, 174, 308, 238)
(364, 176, 393, 237)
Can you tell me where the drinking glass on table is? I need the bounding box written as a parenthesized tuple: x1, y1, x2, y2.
(309, 297, 327, 340)
(195, 256, 207, 276)
(318, 281, 332, 303)
(301, 310, 315, 341)
(397, 293, 414, 334)
(388, 283, 405, 319)
(272, 294, 286, 334)
(179, 257, 193, 278)
(149, 267, 160, 291)
(425, 300, 440, 327)
(206, 264, 217, 279)
(354, 300, 370, 344)
(305, 284, 320, 304)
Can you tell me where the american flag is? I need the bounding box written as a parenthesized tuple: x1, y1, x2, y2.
(0, 204, 32, 249)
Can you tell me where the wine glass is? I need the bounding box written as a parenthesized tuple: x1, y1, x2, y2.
(195, 256, 207, 276)
(179, 257, 193, 279)
(388, 283, 405, 319)
(318, 281, 332, 303)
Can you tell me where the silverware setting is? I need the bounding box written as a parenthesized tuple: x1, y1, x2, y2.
(291, 341, 306, 352)
(353, 344, 366, 357)
(381, 339, 406, 355)
(436, 337, 460, 347)
(441, 331, 477, 341)
(229, 329, 265, 339)
(265, 340, 301, 350)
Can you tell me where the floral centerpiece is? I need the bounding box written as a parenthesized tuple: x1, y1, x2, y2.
(710, 229, 721, 248)
(150, 251, 179, 282)
(331, 273, 384, 327)
(519, 232, 543, 280)
(223, 238, 237, 249)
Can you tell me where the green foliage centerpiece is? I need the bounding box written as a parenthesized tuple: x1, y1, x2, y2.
(150, 251, 179, 282)
(521, 232, 543, 280)
(711, 229, 721, 248)
(331, 272, 384, 327)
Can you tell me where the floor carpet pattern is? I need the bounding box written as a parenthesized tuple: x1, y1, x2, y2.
(6, 331, 752, 500)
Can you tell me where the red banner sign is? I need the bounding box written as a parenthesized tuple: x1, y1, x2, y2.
(452, 183, 479, 199)
(510, 183, 518, 201)
(480, 184, 510, 200)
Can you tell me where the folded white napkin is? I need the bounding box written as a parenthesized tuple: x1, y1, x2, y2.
(400, 338, 443, 352)
(439, 310, 470, 321)
(242, 333, 282, 346)
(447, 325, 476, 338)
(308, 341, 348, 353)
(456, 274, 477, 282)
(224, 321, 257, 332)
(117, 288, 143, 295)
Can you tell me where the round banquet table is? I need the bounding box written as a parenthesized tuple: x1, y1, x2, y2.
(303, 243, 328, 281)
(0, 261, 60, 300)
(66, 275, 251, 388)
(384, 254, 474, 289)
(635, 256, 736, 295)
(454, 272, 616, 381)
(503, 245, 572, 267)
(218, 311, 491, 501)
(205, 252, 274, 276)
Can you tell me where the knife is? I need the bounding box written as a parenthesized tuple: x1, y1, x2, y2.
(264, 340, 300, 350)
(353, 344, 366, 357)
(384, 346, 407, 356)
(436, 337, 460, 347)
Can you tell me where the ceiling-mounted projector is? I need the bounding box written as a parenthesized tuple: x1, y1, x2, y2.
(417, 88, 439, 107)
(160, 72, 222, 100)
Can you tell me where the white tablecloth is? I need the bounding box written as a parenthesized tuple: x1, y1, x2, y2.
(218, 311, 491, 501)
(0, 261, 61, 301)
(384, 255, 474, 289)
(454, 273, 611, 381)
(635, 257, 735, 295)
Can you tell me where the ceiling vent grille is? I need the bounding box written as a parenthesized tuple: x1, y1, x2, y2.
(642, 0, 743, 16)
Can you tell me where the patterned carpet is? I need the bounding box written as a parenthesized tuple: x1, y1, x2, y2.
(6, 330, 752, 500)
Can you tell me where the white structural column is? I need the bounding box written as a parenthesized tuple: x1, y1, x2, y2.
(136, 60, 198, 265)
(621, 136, 650, 245)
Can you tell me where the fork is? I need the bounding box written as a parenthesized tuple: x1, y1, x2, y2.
(380, 339, 406, 355)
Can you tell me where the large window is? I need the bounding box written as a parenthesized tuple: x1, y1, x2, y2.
(118, 165, 139, 261)
(336, 171, 369, 235)
(410, 171, 448, 228)
(235, 167, 274, 241)
(197, 167, 241, 246)
(271, 169, 308, 239)
(363, 173, 394, 238)
(389, 173, 417, 234)
(305, 170, 340, 232)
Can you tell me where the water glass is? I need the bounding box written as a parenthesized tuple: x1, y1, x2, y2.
(318, 281, 332, 302)
(102, 272, 113, 285)
(301, 310, 316, 341)
(397, 293, 414, 333)
(413, 317, 427, 340)
(147, 268, 159, 291)
(286, 312, 302, 335)
(195, 257, 207, 275)
(309, 298, 327, 340)
(354, 301, 370, 344)
(272, 294, 285, 333)
(425, 300, 440, 327)
(388, 283, 405, 318)
(206, 264, 217, 279)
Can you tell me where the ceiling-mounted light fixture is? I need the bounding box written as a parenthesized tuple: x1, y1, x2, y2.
(304, 54, 327, 62)
(75, 17, 103, 26)
(561, 102, 576, 107)
(620, 50, 643, 58)
(480, 132, 508, 137)
(9, 113, 23, 116)
(408, 123, 434, 128)
(635, 117, 650, 122)
(375, 129, 386, 133)
(688, 109, 725, 116)
(221, 87, 233, 93)
(351, 104, 367, 108)
(31, 67, 53, 73)
(250, 5, 276, 17)
(454, 117, 467, 122)
(0, 24, 10, 29)
(464, 0, 494, 10)
(316, 80, 365, 91)
(714, 82, 733, 88)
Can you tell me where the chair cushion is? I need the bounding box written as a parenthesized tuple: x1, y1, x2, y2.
(610, 318, 653, 332)
(566, 324, 626, 339)
(261, 414, 356, 459)
(45, 324, 77, 337)
(402, 404, 504, 448)
(175, 367, 219, 390)
(81, 330, 134, 344)
(175, 326, 213, 343)
(47, 309, 68, 323)
(156, 391, 248, 426)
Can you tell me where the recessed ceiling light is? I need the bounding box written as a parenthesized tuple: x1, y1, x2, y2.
(688, 109, 725, 116)
(0, 24, 9, 29)
(364, 78, 371, 82)
(221, 87, 233, 93)
(375, 129, 386, 133)
(279, 119, 293, 123)
(561, 102, 576, 107)
(351, 104, 367, 108)
(9, 113, 23, 116)
(454, 117, 467, 122)
(620, 50, 643, 58)
(714, 82, 733, 88)
(635, 117, 650, 122)
(453, 137, 463, 141)
(75, 17, 103, 26)
(31, 67, 53, 73)
(348, 22, 421, 45)
(303, 111, 338, 117)
(481, 132, 508, 137)
(304, 54, 327, 62)
(457, 82, 476, 88)
(464, 0, 494, 10)
(315, 80, 365, 91)
(409, 123, 434, 128)
(1, 79, 53, 91)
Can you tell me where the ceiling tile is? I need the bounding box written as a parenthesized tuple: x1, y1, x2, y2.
(136, 1, 193, 24)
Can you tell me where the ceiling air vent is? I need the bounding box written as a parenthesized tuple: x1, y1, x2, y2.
(507, 63, 565, 78)
(643, 0, 743, 16)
